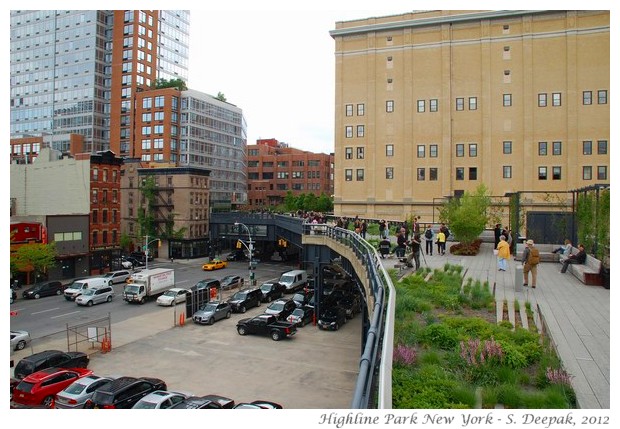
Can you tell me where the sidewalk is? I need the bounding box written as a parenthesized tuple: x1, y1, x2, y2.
(380, 239, 610, 409)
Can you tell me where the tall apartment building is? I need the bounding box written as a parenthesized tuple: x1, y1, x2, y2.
(330, 10, 610, 221)
(246, 139, 334, 209)
(10, 10, 190, 153)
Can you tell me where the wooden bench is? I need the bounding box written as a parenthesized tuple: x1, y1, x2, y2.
(515, 243, 560, 263)
(565, 248, 603, 286)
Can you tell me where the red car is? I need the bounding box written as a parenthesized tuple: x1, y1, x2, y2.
(11, 367, 93, 407)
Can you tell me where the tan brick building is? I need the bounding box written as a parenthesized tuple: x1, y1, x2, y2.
(330, 10, 610, 221)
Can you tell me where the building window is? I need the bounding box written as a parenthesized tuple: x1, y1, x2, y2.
(429, 99, 438, 112)
(583, 166, 592, 180)
(357, 125, 365, 138)
(456, 144, 464, 157)
(357, 104, 365, 116)
(417, 100, 425, 113)
(386, 167, 394, 180)
(345, 169, 353, 181)
(469, 167, 478, 180)
(92, 231, 98, 246)
(583, 140, 592, 155)
(469, 97, 478, 110)
(142, 97, 152, 109)
(598, 90, 608, 104)
(469, 144, 477, 157)
(155, 96, 165, 108)
(429, 144, 438, 158)
(102, 210, 108, 223)
(538, 93, 547, 107)
(429, 168, 438, 181)
(386, 144, 394, 157)
(503, 166, 512, 178)
(386, 100, 394, 112)
(356, 169, 364, 181)
(345, 104, 353, 116)
(503, 141, 512, 154)
(583, 91, 592, 105)
(456, 98, 464, 111)
(538, 142, 547, 156)
(92, 210, 98, 223)
(552, 92, 561, 106)
(552, 166, 562, 180)
(417, 145, 425, 158)
(598, 140, 608, 155)
(597, 166, 607, 180)
(92, 168, 98, 181)
(345, 147, 352, 159)
(552, 141, 562, 156)
(503, 94, 512, 106)
(356, 147, 364, 159)
(142, 113, 152, 122)
(538, 167, 547, 180)
(92, 189, 98, 203)
(417, 168, 425, 181)
(456, 168, 464, 180)
(345, 126, 353, 138)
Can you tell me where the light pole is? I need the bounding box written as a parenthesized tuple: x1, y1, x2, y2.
(234, 222, 254, 286)
(144, 235, 160, 271)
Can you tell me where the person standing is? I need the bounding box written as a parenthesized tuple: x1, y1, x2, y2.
(494, 224, 502, 249)
(408, 233, 422, 270)
(361, 219, 368, 239)
(424, 225, 434, 255)
(560, 244, 586, 273)
(437, 228, 446, 255)
(522, 239, 540, 288)
(496, 235, 510, 271)
(379, 219, 387, 239)
(396, 230, 408, 258)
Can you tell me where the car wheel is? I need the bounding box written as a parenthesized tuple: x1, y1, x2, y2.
(334, 323, 340, 331)
(16, 340, 27, 351)
(226, 311, 231, 319)
(87, 300, 93, 307)
(109, 280, 114, 286)
(34, 293, 41, 299)
(208, 317, 215, 325)
(240, 305, 246, 313)
(237, 326, 247, 335)
(271, 331, 281, 341)
(56, 289, 63, 295)
(267, 296, 272, 303)
(256, 300, 261, 307)
(300, 320, 306, 327)
(106, 295, 112, 302)
(42, 395, 55, 408)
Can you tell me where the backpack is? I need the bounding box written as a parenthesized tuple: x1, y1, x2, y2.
(425, 229, 432, 240)
(528, 247, 540, 265)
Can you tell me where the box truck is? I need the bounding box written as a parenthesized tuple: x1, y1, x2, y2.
(123, 268, 175, 304)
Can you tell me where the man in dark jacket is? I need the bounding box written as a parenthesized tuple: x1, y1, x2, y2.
(561, 244, 587, 273)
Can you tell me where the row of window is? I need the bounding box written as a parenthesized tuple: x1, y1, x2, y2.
(345, 89, 608, 116)
(92, 168, 119, 182)
(91, 189, 118, 204)
(246, 160, 325, 167)
(92, 209, 119, 224)
(247, 171, 323, 180)
(345, 165, 608, 182)
(91, 230, 118, 247)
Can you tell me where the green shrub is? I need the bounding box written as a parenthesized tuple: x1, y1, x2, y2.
(418, 323, 459, 350)
(496, 384, 523, 408)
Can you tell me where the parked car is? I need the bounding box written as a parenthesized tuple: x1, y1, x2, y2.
(233, 399, 283, 409)
(75, 286, 114, 306)
(12, 367, 93, 407)
(324, 289, 362, 319)
(317, 306, 348, 331)
(54, 375, 115, 409)
(236, 314, 297, 341)
(264, 298, 297, 320)
(10, 330, 31, 351)
(156, 288, 190, 306)
(225, 250, 246, 261)
(258, 281, 286, 302)
(191, 278, 221, 292)
(64, 277, 109, 301)
(102, 270, 131, 285)
(227, 288, 263, 313)
(220, 274, 244, 290)
(286, 306, 315, 327)
(171, 394, 235, 409)
(202, 259, 228, 271)
(292, 291, 313, 308)
(132, 390, 189, 409)
(22, 280, 65, 299)
(85, 376, 167, 409)
(278, 269, 309, 293)
(13, 350, 89, 380)
(121, 256, 144, 269)
(192, 301, 232, 325)
(130, 251, 153, 262)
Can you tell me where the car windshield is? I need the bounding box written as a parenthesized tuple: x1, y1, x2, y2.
(81, 289, 96, 296)
(199, 303, 218, 312)
(162, 290, 176, 297)
(280, 275, 294, 283)
(133, 400, 158, 409)
(260, 283, 273, 292)
(292, 309, 304, 317)
(63, 381, 88, 394)
(221, 276, 233, 282)
(230, 292, 247, 300)
(268, 302, 285, 311)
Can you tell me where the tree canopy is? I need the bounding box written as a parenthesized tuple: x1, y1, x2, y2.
(151, 78, 187, 91)
(439, 184, 492, 245)
(11, 242, 57, 280)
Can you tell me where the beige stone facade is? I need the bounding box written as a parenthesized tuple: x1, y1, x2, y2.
(330, 10, 610, 221)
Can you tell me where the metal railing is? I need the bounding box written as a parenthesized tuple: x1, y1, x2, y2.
(302, 223, 396, 408)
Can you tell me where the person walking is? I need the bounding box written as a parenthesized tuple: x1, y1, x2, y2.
(360, 219, 368, 239)
(379, 219, 387, 239)
(423, 225, 434, 255)
(494, 223, 502, 250)
(522, 239, 540, 288)
(406, 233, 422, 270)
(436, 228, 446, 255)
(496, 235, 510, 271)
(560, 243, 586, 273)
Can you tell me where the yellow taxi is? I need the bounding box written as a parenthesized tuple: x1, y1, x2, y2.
(202, 258, 228, 271)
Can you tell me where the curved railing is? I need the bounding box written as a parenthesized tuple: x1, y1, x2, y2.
(301, 223, 395, 409)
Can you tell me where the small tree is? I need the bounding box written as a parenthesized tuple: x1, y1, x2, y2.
(440, 184, 491, 246)
(11, 242, 57, 283)
(215, 92, 227, 102)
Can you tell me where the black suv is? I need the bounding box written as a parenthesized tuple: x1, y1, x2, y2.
(259, 281, 286, 302)
(22, 281, 65, 299)
(264, 298, 297, 320)
(13, 350, 89, 380)
(86, 376, 166, 409)
(227, 288, 262, 313)
(318, 306, 348, 331)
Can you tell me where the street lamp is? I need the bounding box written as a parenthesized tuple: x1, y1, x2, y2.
(143, 235, 160, 271)
(234, 222, 254, 285)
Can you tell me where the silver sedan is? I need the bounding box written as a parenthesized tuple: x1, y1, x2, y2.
(10, 330, 31, 351)
(55, 375, 115, 409)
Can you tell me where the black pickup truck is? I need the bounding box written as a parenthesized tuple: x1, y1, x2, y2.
(236, 314, 297, 341)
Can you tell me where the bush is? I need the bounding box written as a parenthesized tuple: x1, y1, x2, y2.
(418, 323, 459, 350)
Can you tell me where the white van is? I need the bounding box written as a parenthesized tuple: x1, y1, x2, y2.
(278, 270, 309, 293)
(63, 277, 109, 301)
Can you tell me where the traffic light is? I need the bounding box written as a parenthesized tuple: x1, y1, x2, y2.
(236, 240, 242, 249)
(157, 239, 161, 248)
(278, 239, 287, 248)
